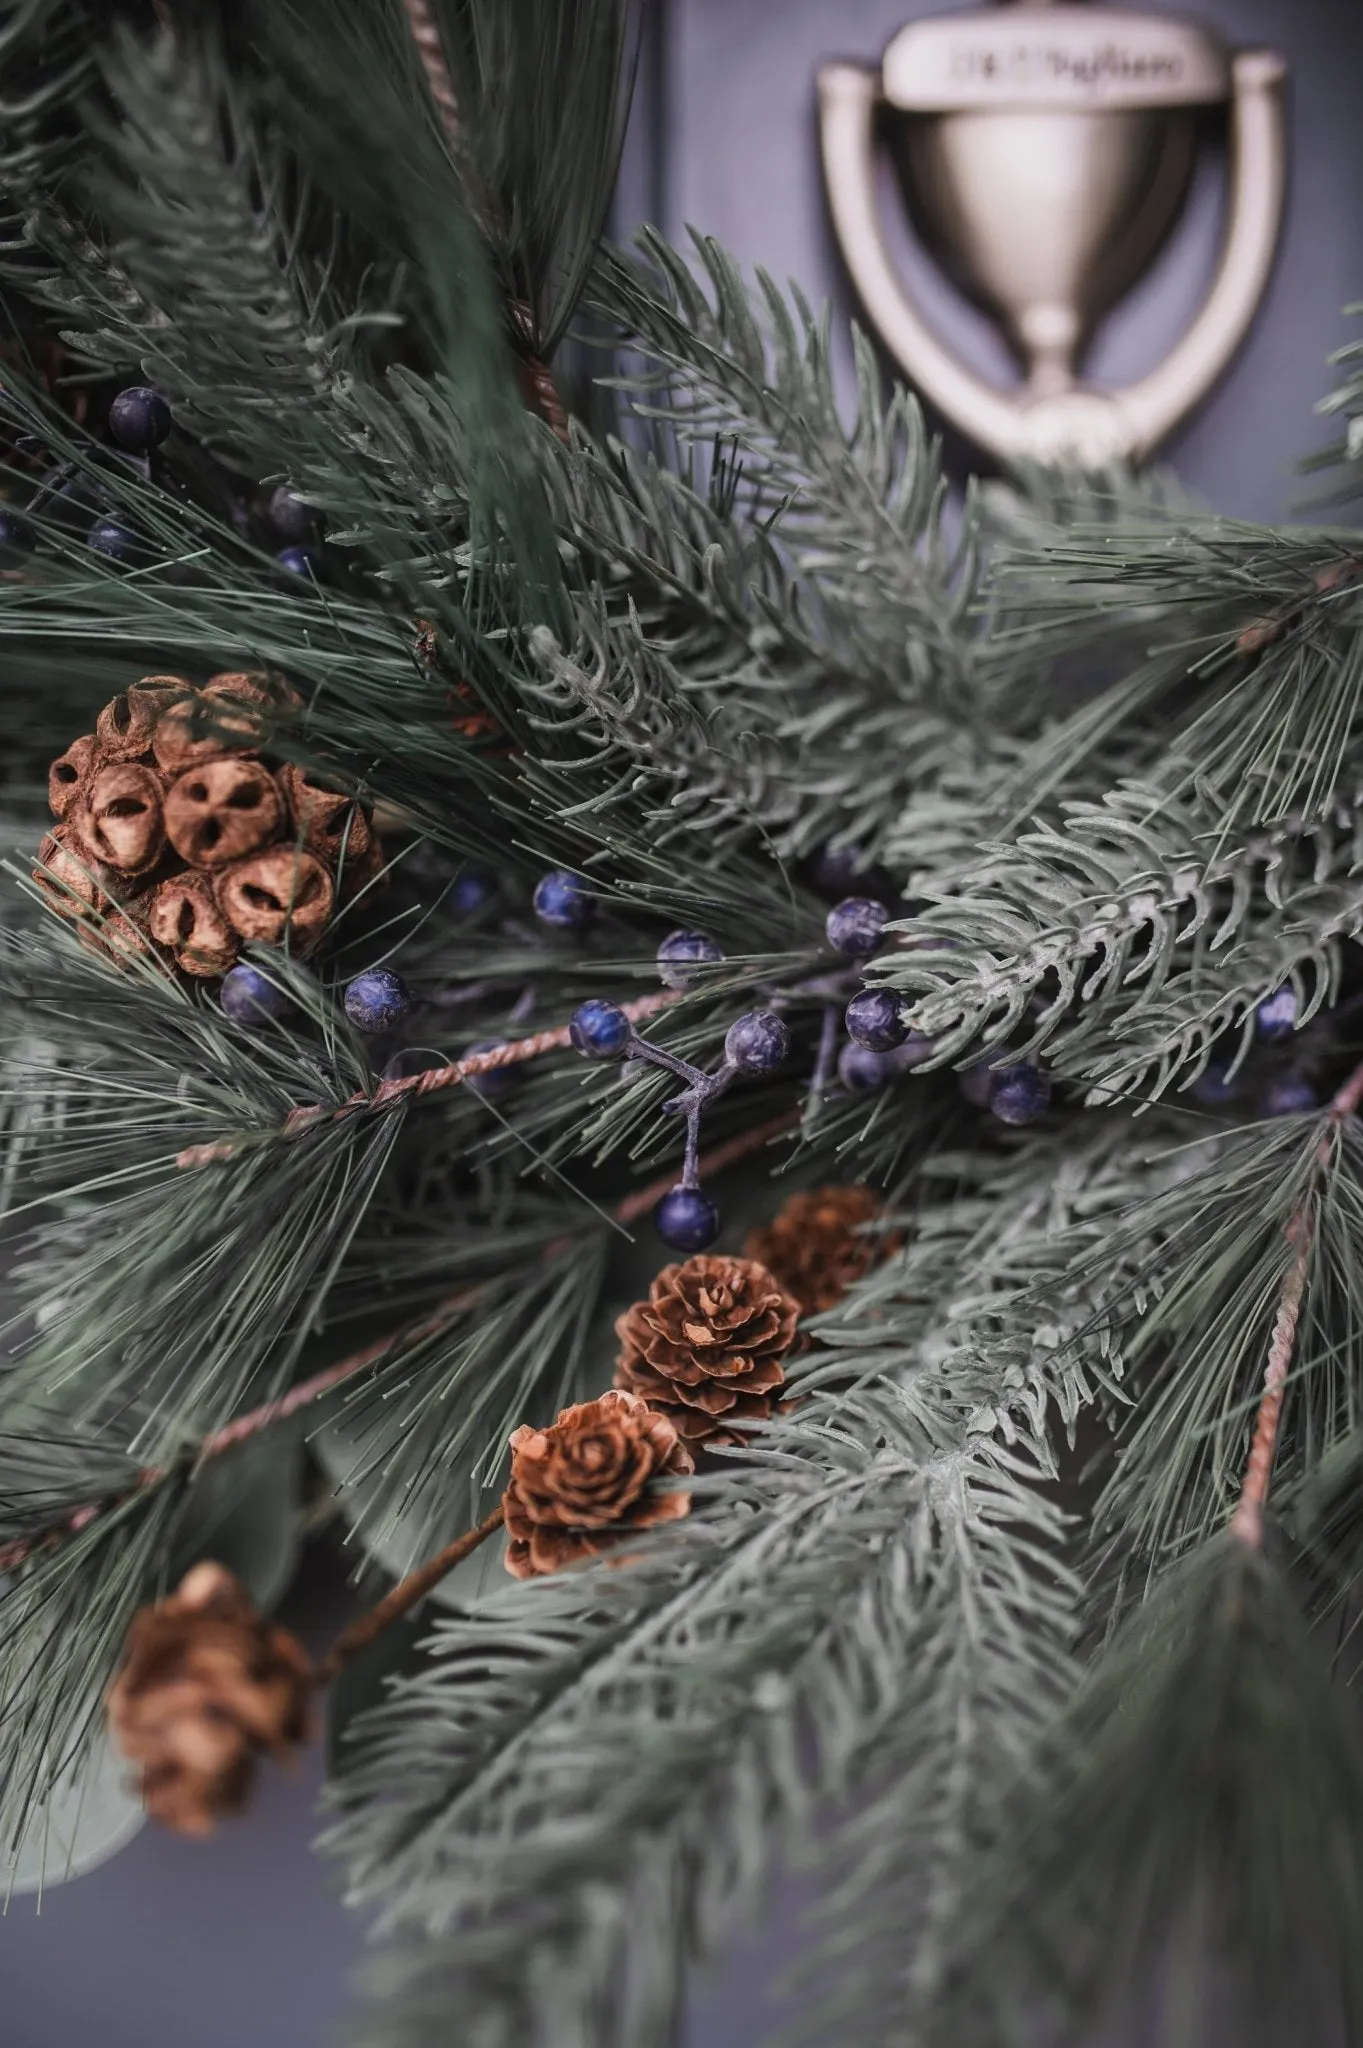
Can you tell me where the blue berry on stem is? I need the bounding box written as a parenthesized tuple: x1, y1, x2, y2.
(838, 1042, 896, 1092)
(1255, 987, 1297, 1043)
(1261, 1074, 1317, 1117)
(826, 896, 889, 959)
(989, 1063, 1051, 1125)
(845, 988, 906, 1052)
(344, 967, 411, 1034)
(108, 385, 172, 453)
(725, 1009, 790, 1074)
(220, 963, 290, 1023)
(267, 486, 316, 543)
(0, 509, 36, 558)
(533, 869, 594, 931)
(87, 518, 143, 564)
(277, 545, 320, 578)
(654, 1184, 720, 1253)
(449, 869, 496, 917)
(570, 999, 632, 1061)
(657, 928, 723, 988)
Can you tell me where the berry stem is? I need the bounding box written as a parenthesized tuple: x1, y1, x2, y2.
(1230, 1052, 1363, 1548)
(313, 1505, 506, 1685)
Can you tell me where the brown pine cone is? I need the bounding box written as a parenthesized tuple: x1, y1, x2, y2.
(502, 1389, 693, 1579)
(107, 1562, 313, 1838)
(743, 1185, 895, 1315)
(614, 1255, 800, 1447)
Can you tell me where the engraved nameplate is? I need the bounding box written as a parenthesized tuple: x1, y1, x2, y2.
(882, 6, 1230, 112)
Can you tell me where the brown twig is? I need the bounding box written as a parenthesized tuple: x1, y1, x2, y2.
(1229, 1055, 1363, 1548)
(176, 990, 681, 1169)
(400, 0, 568, 440)
(313, 1505, 505, 1684)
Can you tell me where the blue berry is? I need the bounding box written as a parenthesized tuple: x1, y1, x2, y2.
(1255, 987, 1297, 1043)
(220, 963, 290, 1022)
(277, 545, 320, 577)
(87, 518, 142, 563)
(533, 869, 594, 931)
(654, 1184, 720, 1253)
(725, 1009, 790, 1074)
(1261, 1074, 1317, 1117)
(989, 1063, 1051, 1125)
(838, 1042, 896, 1092)
(108, 385, 172, 453)
(570, 999, 632, 1061)
(344, 967, 411, 1034)
(657, 928, 723, 988)
(449, 869, 496, 917)
(464, 1038, 517, 1100)
(1191, 1058, 1241, 1106)
(957, 1061, 997, 1107)
(845, 988, 906, 1052)
(826, 897, 889, 959)
(0, 509, 36, 558)
(267, 485, 316, 542)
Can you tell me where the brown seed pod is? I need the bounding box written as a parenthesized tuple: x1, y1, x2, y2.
(147, 873, 239, 978)
(163, 757, 283, 868)
(48, 733, 99, 819)
(69, 762, 166, 876)
(279, 762, 373, 866)
(96, 677, 187, 762)
(151, 691, 240, 774)
(77, 907, 158, 966)
(33, 826, 105, 918)
(215, 845, 334, 952)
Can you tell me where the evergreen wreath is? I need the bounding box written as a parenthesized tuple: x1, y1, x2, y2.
(1, 3, 1362, 2043)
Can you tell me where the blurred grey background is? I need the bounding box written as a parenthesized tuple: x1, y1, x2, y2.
(5, 1, 1363, 2043)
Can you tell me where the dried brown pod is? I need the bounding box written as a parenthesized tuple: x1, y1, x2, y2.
(77, 906, 159, 966)
(33, 825, 106, 918)
(279, 761, 373, 867)
(215, 844, 334, 951)
(147, 873, 238, 977)
(48, 733, 99, 819)
(107, 1562, 313, 1838)
(96, 678, 186, 762)
(151, 691, 239, 774)
(614, 1255, 799, 1447)
(502, 1389, 693, 1579)
(163, 757, 283, 868)
(69, 762, 166, 876)
(743, 1185, 896, 1315)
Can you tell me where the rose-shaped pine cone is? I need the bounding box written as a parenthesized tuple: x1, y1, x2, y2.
(743, 1185, 895, 1315)
(106, 1562, 313, 1838)
(33, 826, 106, 920)
(614, 1255, 800, 1447)
(163, 757, 283, 867)
(48, 734, 99, 819)
(69, 761, 166, 876)
(502, 1389, 693, 1579)
(148, 873, 238, 977)
(215, 844, 334, 952)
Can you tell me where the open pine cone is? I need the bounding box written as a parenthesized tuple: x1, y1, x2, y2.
(502, 1389, 693, 1579)
(743, 1184, 896, 1314)
(106, 1562, 313, 1837)
(34, 671, 378, 979)
(614, 1255, 800, 1447)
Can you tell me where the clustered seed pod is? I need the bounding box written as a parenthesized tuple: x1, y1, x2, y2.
(34, 670, 380, 979)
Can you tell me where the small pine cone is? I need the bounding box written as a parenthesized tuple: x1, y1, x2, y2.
(502, 1389, 693, 1579)
(279, 762, 375, 868)
(96, 677, 186, 762)
(69, 761, 166, 876)
(743, 1185, 895, 1315)
(163, 756, 284, 867)
(107, 1562, 312, 1838)
(48, 734, 99, 819)
(33, 825, 107, 919)
(148, 873, 238, 977)
(614, 1255, 799, 1447)
(215, 844, 334, 952)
